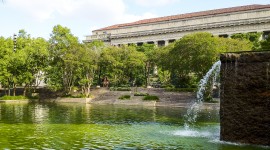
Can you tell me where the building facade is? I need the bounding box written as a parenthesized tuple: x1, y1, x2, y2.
(84, 4, 270, 46)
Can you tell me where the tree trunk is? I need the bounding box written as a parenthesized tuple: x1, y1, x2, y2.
(23, 84, 28, 97)
(13, 84, 16, 96)
(86, 83, 91, 98)
(8, 87, 10, 96)
(4, 85, 7, 95)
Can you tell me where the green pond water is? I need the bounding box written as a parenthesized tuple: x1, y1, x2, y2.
(0, 102, 268, 150)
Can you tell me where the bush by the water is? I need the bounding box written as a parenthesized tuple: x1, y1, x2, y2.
(119, 95, 131, 100)
(110, 87, 131, 91)
(0, 95, 28, 100)
(165, 88, 196, 92)
(143, 95, 159, 101)
(134, 93, 149, 96)
(62, 94, 87, 98)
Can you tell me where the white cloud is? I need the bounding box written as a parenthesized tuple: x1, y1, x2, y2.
(5, 0, 160, 40)
(120, 12, 158, 23)
(7, 0, 158, 29)
(133, 0, 177, 7)
(7, 0, 126, 22)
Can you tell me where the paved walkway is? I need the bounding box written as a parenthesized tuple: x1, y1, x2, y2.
(89, 87, 219, 108)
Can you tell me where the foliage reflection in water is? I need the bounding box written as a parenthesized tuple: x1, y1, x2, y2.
(0, 103, 267, 149)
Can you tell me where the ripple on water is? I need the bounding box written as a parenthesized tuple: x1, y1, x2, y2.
(173, 129, 213, 138)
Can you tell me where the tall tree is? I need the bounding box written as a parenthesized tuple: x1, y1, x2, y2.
(78, 43, 100, 97)
(260, 34, 270, 50)
(0, 37, 13, 95)
(231, 32, 262, 50)
(136, 43, 157, 86)
(157, 32, 252, 88)
(99, 45, 146, 86)
(47, 25, 81, 94)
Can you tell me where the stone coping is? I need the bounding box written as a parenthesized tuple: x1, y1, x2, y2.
(0, 100, 30, 103)
(220, 51, 270, 63)
(0, 98, 219, 109)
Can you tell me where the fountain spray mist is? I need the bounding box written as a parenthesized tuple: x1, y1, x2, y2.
(184, 61, 221, 129)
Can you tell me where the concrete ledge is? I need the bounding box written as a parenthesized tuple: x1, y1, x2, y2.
(0, 100, 29, 103)
(54, 98, 87, 103)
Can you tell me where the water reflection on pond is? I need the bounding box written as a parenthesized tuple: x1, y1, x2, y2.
(0, 102, 266, 149)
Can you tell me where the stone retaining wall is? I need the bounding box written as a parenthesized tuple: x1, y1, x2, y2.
(220, 51, 270, 146)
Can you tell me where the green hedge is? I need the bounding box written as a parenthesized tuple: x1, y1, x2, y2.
(110, 87, 131, 91)
(0, 96, 28, 100)
(165, 88, 196, 92)
(143, 95, 159, 101)
(134, 93, 149, 96)
(62, 94, 87, 98)
(119, 95, 131, 100)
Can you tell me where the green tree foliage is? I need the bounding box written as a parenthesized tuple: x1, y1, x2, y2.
(156, 32, 252, 88)
(260, 34, 270, 50)
(136, 43, 157, 86)
(99, 45, 146, 86)
(47, 25, 83, 94)
(0, 37, 13, 95)
(169, 32, 219, 86)
(217, 37, 253, 52)
(1, 26, 261, 98)
(231, 32, 262, 50)
(77, 43, 101, 97)
(0, 30, 49, 96)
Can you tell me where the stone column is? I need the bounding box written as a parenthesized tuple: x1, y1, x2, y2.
(165, 40, 169, 46)
(220, 52, 270, 146)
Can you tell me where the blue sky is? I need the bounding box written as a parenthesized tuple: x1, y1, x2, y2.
(0, 0, 269, 41)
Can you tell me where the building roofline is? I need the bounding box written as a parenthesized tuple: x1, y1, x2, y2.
(93, 4, 270, 32)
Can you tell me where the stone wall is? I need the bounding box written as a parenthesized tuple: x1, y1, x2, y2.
(220, 51, 270, 146)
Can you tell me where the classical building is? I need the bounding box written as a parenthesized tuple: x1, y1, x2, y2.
(84, 4, 270, 46)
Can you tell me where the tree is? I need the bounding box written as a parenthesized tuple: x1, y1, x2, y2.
(156, 32, 252, 88)
(77, 43, 100, 97)
(136, 43, 157, 87)
(0, 30, 50, 96)
(86, 40, 105, 86)
(154, 42, 175, 86)
(47, 25, 81, 94)
(231, 32, 262, 50)
(170, 32, 220, 83)
(23, 37, 49, 94)
(99, 45, 146, 86)
(0, 37, 13, 95)
(260, 34, 270, 50)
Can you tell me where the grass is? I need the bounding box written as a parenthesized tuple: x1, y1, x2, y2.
(165, 87, 196, 92)
(110, 87, 131, 91)
(0, 95, 29, 100)
(118, 95, 131, 100)
(134, 92, 149, 96)
(143, 95, 159, 101)
(62, 94, 87, 98)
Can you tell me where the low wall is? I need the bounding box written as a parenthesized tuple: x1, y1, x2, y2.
(220, 51, 270, 146)
(54, 98, 87, 103)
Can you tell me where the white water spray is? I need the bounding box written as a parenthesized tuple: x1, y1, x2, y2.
(184, 61, 221, 129)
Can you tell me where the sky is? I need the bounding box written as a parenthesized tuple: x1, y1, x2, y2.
(0, 0, 269, 42)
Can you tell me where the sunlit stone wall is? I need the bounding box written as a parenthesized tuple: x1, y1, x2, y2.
(220, 51, 270, 146)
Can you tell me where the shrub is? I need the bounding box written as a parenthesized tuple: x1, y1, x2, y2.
(0, 96, 28, 100)
(134, 93, 149, 96)
(165, 88, 196, 92)
(119, 95, 131, 100)
(143, 95, 159, 101)
(62, 94, 87, 98)
(110, 87, 131, 91)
